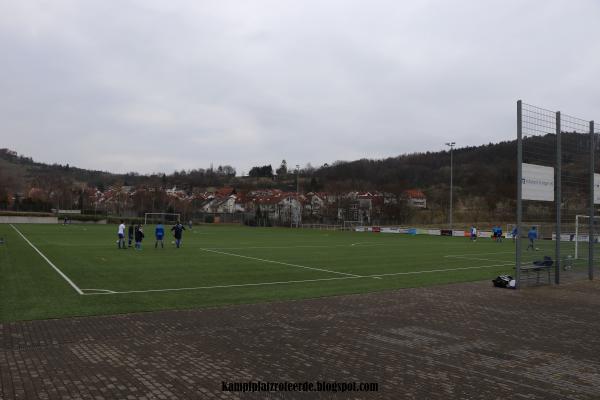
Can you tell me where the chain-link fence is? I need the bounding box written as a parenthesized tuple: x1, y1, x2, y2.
(517, 100, 598, 287)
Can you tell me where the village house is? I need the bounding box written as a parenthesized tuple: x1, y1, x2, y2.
(403, 189, 427, 209)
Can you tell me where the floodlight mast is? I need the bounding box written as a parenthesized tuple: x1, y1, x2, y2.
(290, 164, 300, 228)
(445, 142, 456, 229)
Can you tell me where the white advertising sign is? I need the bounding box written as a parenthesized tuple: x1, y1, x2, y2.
(594, 174, 600, 204)
(522, 163, 554, 202)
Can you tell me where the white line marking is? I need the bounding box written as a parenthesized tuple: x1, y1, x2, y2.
(444, 255, 507, 262)
(80, 262, 514, 295)
(81, 288, 117, 294)
(81, 276, 363, 295)
(203, 244, 384, 250)
(367, 263, 514, 277)
(10, 224, 84, 295)
(350, 242, 384, 247)
(199, 247, 363, 277)
(445, 251, 514, 257)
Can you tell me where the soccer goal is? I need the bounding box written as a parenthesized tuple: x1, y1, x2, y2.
(144, 212, 181, 225)
(574, 215, 600, 259)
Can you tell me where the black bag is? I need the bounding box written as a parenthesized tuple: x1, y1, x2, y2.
(492, 275, 513, 288)
(533, 256, 553, 267)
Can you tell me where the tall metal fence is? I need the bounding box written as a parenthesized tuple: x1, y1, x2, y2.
(517, 100, 599, 287)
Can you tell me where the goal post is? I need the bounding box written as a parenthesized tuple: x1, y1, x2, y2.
(574, 215, 600, 259)
(144, 212, 181, 225)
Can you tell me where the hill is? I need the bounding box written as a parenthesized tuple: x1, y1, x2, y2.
(0, 139, 520, 222)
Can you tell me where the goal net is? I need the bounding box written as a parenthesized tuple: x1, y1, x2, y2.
(574, 215, 600, 259)
(144, 212, 181, 225)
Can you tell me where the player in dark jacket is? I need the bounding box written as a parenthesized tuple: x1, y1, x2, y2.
(134, 224, 145, 250)
(128, 224, 134, 248)
(171, 222, 186, 248)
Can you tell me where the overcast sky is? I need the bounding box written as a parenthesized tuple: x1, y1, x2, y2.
(1, 0, 600, 175)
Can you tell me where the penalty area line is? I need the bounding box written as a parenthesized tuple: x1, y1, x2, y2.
(444, 255, 508, 262)
(80, 276, 363, 295)
(444, 251, 514, 257)
(10, 224, 84, 295)
(366, 262, 515, 278)
(80, 262, 515, 295)
(198, 247, 364, 278)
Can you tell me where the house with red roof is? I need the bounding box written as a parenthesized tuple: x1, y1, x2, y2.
(402, 189, 427, 209)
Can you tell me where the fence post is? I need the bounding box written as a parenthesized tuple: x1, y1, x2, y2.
(590, 120, 595, 281)
(555, 112, 561, 284)
(516, 100, 523, 287)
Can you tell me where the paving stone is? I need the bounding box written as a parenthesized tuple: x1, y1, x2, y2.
(1, 280, 600, 399)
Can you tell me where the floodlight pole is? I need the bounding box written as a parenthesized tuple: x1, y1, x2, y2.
(445, 142, 456, 229)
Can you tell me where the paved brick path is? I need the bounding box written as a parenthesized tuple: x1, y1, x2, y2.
(1, 280, 600, 399)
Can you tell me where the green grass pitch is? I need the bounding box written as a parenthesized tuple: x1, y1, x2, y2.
(0, 223, 574, 322)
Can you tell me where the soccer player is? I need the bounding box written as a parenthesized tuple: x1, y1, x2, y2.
(127, 223, 134, 248)
(155, 223, 165, 249)
(117, 220, 126, 249)
(134, 224, 145, 250)
(511, 226, 518, 242)
(496, 225, 503, 243)
(171, 221, 186, 248)
(470, 226, 477, 242)
(526, 226, 537, 251)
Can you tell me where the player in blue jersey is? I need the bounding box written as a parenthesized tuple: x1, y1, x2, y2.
(496, 226, 503, 243)
(526, 226, 537, 251)
(155, 223, 165, 249)
(511, 226, 518, 242)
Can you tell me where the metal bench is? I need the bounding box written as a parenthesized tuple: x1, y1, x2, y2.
(520, 258, 553, 285)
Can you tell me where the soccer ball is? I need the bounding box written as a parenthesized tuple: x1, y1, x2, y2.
(172, 241, 175, 244)
(116, 240, 119, 243)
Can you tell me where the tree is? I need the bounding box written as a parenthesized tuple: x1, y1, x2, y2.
(78, 190, 84, 211)
(248, 165, 274, 178)
(276, 160, 288, 176)
(309, 176, 321, 192)
(12, 193, 21, 211)
(0, 193, 8, 210)
(217, 165, 236, 177)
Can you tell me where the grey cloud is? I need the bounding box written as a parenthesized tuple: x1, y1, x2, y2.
(2, 0, 600, 175)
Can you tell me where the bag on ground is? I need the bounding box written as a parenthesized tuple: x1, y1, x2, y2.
(492, 275, 513, 288)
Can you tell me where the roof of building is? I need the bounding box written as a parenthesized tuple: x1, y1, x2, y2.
(403, 189, 426, 199)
